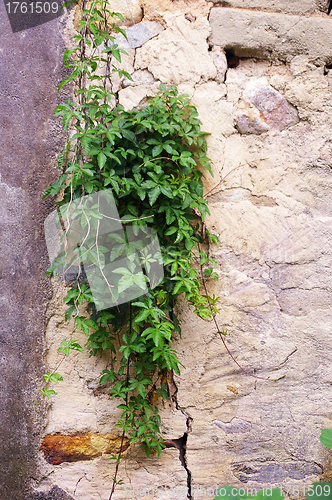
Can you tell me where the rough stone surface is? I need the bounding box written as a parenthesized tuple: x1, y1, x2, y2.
(209, 46, 228, 84)
(237, 105, 271, 135)
(35, 279, 188, 498)
(141, 0, 211, 24)
(74, 0, 143, 30)
(0, 4, 69, 500)
(208, 0, 328, 14)
(41, 433, 130, 465)
(237, 78, 299, 134)
(16, 2, 332, 500)
(135, 15, 216, 84)
(114, 21, 164, 49)
(31, 486, 74, 500)
(209, 7, 332, 65)
(118, 83, 159, 110)
(122, 69, 155, 87)
(170, 56, 332, 497)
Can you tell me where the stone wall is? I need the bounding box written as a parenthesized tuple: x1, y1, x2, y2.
(0, 4, 70, 499)
(6, 0, 332, 498)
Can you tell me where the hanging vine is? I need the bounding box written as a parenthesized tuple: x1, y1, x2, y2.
(40, 0, 243, 496)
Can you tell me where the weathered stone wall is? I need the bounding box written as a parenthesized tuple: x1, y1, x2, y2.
(0, 4, 70, 500)
(6, 0, 332, 498)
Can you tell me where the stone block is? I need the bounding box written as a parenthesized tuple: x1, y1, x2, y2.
(209, 7, 332, 65)
(114, 21, 164, 49)
(122, 69, 155, 87)
(135, 16, 216, 84)
(208, 0, 324, 15)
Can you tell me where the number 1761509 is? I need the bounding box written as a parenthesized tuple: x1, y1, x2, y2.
(5, 2, 59, 14)
(280, 484, 331, 497)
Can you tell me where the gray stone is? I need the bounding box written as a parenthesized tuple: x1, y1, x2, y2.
(122, 69, 155, 87)
(114, 21, 164, 50)
(209, 7, 332, 65)
(213, 418, 252, 433)
(237, 110, 270, 134)
(31, 486, 74, 500)
(232, 462, 322, 483)
(208, 0, 324, 15)
(237, 79, 299, 134)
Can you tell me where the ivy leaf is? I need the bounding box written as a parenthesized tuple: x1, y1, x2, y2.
(42, 372, 63, 384)
(65, 305, 76, 321)
(132, 273, 147, 290)
(58, 339, 84, 355)
(137, 188, 146, 201)
(165, 226, 177, 236)
(135, 309, 151, 323)
(152, 144, 163, 157)
(148, 186, 161, 206)
(98, 152, 107, 169)
(160, 185, 173, 198)
(40, 388, 57, 399)
(118, 275, 134, 293)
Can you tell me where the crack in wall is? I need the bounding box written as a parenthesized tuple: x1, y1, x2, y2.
(165, 433, 192, 499)
(328, 0, 332, 14)
(167, 372, 193, 499)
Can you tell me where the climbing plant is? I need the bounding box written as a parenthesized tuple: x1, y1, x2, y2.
(42, 0, 220, 495)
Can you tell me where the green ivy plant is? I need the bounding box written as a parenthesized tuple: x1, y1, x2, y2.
(42, 0, 220, 494)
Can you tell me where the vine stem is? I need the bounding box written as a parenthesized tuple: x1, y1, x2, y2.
(198, 243, 267, 381)
(108, 428, 126, 500)
(108, 302, 132, 500)
(203, 158, 268, 199)
(203, 164, 244, 198)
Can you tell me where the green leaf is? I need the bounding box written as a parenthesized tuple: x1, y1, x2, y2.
(137, 188, 146, 201)
(137, 425, 146, 437)
(98, 152, 107, 169)
(41, 388, 57, 399)
(164, 226, 177, 236)
(65, 305, 75, 322)
(320, 429, 332, 449)
(152, 144, 163, 157)
(135, 309, 151, 323)
(132, 273, 147, 290)
(160, 185, 173, 198)
(148, 186, 161, 206)
(118, 275, 134, 293)
(49, 373, 63, 383)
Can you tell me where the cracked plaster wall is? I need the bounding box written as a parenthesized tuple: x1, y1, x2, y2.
(35, 0, 332, 499)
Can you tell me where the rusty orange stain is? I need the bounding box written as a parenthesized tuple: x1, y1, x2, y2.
(40, 433, 129, 465)
(227, 385, 238, 395)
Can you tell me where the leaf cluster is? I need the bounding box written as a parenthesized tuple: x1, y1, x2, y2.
(41, 0, 219, 461)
